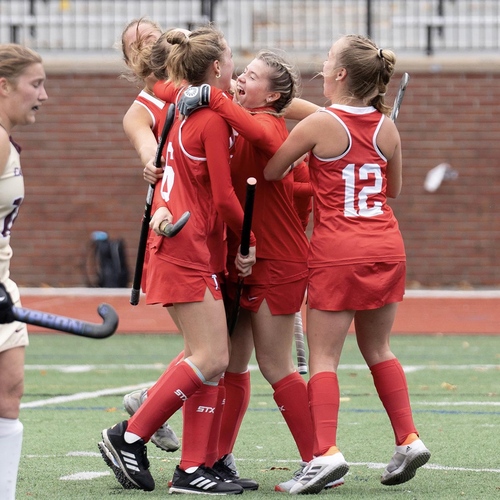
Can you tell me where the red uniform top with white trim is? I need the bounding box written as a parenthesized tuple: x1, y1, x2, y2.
(134, 89, 165, 140)
(151, 84, 255, 274)
(308, 105, 405, 267)
(185, 88, 308, 266)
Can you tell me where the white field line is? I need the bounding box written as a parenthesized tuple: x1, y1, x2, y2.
(20, 382, 155, 409)
(335, 364, 499, 373)
(417, 401, 500, 406)
(359, 461, 500, 473)
(47, 459, 500, 481)
(57, 462, 500, 482)
(24, 363, 499, 373)
(24, 364, 169, 372)
(22, 363, 499, 409)
(19, 453, 500, 480)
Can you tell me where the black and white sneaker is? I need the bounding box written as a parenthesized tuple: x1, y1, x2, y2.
(98, 420, 155, 491)
(212, 455, 259, 491)
(169, 465, 243, 495)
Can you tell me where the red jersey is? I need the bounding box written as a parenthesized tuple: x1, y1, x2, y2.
(227, 109, 308, 263)
(292, 160, 313, 232)
(134, 89, 165, 139)
(307, 105, 405, 267)
(192, 91, 308, 286)
(150, 93, 254, 274)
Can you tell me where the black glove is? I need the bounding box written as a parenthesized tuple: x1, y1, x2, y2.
(177, 84, 211, 117)
(0, 282, 16, 324)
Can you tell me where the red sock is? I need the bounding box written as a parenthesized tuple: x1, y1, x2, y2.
(128, 360, 203, 440)
(180, 383, 219, 470)
(146, 350, 185, 398)
(371, 358, 418, 445)
(308, 372, 339, 457)
(205, 379, 226, 468)
(273, 372, 314, 462)
(218, 371, 250, 456)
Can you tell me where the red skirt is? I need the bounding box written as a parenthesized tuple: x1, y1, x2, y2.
(308, 261, 405, 311)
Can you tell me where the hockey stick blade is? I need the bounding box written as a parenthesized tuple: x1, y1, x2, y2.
(160, 211, 191, 238)
(11, 303, 119, 339)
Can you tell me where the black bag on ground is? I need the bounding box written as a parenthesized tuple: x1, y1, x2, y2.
(87, 232, 129, 288)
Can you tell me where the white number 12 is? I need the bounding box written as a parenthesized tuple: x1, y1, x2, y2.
(342, 163, 383, 217)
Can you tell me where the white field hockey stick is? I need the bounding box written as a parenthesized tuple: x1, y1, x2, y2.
(294, 310, 308, 374)
(390, 72, 410, 122)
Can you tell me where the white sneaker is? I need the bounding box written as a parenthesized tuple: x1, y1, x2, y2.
(275, 462, 307, 493)
(275, 461, 345, 492)
(123, 389, 180, 452)
(381, 437, 430, 486)
(288, 451, 349, 495)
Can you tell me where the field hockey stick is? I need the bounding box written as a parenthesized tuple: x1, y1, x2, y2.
(390, 72, 410, 122)
(293, 311, 308, 374)
(130, 103, 176, 306)
(227, 177, 257, 335)
(5, 296, 118, 339)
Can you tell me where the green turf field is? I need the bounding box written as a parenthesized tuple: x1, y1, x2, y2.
(18, 333, 499, 499)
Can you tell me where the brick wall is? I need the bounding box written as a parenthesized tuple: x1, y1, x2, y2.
(9, 58, 500, 288)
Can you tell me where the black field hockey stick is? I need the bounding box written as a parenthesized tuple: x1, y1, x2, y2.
(0, 284, 118, 338)
(130, 103, 176, 306)
(227, 177, 257, 335)
(390, 72, 410, 122)
(12, 303, 118, 339)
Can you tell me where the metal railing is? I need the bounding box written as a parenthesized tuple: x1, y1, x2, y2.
(1, 0, 499, 56)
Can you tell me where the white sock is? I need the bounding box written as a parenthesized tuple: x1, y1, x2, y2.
(0, 418, 23, 500)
